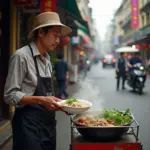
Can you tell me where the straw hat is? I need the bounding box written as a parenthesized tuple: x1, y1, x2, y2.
(28, 12, 72, 40)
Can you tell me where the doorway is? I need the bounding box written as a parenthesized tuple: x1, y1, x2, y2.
(0, 0, 10, 119)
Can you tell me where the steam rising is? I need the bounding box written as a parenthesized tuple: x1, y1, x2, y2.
(72, 77, 104, 111)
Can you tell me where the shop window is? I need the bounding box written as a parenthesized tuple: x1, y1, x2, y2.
(148, 12, 150, 24)
(142, 15, 145, 27)
(146, 12, 149, 24)
(17, 8, 38, 48)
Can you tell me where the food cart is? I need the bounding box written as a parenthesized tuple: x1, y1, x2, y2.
(70, 112, 143, 150)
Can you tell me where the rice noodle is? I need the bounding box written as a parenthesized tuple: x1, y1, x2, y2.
(62, 101, 89, 108)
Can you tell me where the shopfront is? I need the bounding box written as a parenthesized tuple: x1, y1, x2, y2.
(0, 0, 10, 120)
(15, 1, 40, 48)
(14, 0, 56, 48)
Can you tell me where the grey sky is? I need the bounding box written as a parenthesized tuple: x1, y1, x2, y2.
(89, 0, 122, 40)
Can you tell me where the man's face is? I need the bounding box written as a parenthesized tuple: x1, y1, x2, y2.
(39, 26, 61, 52)
(121, 53, 124, 58)
(135, 54, 139, 59)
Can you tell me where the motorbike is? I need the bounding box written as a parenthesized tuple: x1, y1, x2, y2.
(127, 63, 146, 94)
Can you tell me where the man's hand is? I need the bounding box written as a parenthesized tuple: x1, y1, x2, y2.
(116, 68, 119, 72)
(40, 96, 62, 111)
(127, 62, 132, 68)
(66, 75, 69, 80)
(66, 72, 69, 80)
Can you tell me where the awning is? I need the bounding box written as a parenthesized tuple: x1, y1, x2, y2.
(56, 0, 90, 35)
(74, 20, 89, 35)
(57, 0, 82, 19)
(77, 28, 93, 48)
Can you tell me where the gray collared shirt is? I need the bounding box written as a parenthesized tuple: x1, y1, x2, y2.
(4, 42, 52, 106)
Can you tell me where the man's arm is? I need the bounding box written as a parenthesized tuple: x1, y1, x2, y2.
(4, 53, 27, 106)
(127, 58, 132, 68)
(115, 58, 119, 72)
(4, 53, 61, 110)
(65, 62, 69, 79)
(4, 53, 42, 105)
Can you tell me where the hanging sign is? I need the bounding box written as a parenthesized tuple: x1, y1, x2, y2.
(40, 0, 56, 12)
(131, 0, 139, 28)
(71, 36, 81, 45)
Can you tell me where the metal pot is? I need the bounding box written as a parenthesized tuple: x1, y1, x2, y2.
(71, 111, 134, 141)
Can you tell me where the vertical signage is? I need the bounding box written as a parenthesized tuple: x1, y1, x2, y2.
(40, 0, 56, 12)
(131, 0, 139, 28)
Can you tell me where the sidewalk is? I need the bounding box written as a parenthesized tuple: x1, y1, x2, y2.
(0, 120, 12, 150)
(0, 83, 79, 150)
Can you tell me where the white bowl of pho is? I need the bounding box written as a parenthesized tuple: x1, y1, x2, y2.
(58, 98, 92, 114)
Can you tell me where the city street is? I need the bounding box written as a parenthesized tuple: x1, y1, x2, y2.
(1, 0, 150, 150)
(2, 62, 150, 150)
(81, 62, 150, 150)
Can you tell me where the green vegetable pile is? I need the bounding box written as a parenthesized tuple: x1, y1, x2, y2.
(103, 108, 133, 126)
(66, 98, 78, 105)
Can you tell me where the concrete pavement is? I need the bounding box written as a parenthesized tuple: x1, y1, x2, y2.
(2, 62, 150, 150)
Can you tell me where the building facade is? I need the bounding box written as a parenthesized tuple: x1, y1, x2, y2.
(113, 0, 150, 63)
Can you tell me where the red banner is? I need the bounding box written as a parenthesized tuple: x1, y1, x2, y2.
(40, 0, 56, 12)
(131, 0, 139, 28)
(14, 0, 32, 6)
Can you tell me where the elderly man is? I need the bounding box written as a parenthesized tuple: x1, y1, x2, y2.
(4, 12, 72, 150)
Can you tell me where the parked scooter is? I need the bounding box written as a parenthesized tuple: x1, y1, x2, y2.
(127, 63, 146, 94)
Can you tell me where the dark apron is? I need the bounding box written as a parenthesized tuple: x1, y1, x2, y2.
(12, 45, 56, 150)
(118, 58, 126, 77)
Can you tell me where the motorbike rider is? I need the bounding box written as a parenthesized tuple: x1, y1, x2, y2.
(116, 52, 126, 90)
(127, 52, 142, 69)
(127, 53, 146, 88)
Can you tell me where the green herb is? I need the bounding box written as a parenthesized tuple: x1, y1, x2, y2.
(66, 98, 78, 105)
(103, 108, 133, 126)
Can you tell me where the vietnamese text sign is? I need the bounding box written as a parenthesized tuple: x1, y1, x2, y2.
(131, 0, 139, 28)
(40, 0, 56, 12)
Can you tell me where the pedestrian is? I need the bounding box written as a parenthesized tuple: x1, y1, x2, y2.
(54, 53, 69, 99)
(4, 12, 72, 150)
(78, 59, 87, 79)
(116, 52, 126, 90)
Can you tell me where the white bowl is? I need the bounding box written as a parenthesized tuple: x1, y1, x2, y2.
(57, 99, 92, 114)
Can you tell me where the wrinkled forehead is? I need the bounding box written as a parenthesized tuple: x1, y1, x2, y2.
(50, 26, 62, 35)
